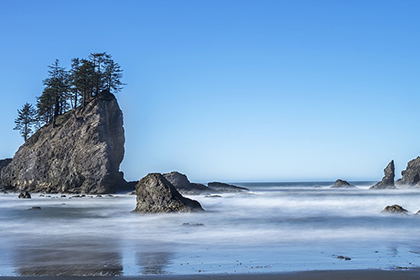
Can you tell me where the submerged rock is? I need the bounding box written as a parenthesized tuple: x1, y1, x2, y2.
(370, 160, 396, 189)
(330, 179, 356, 188)
(133, 173, 204, 213)
(207, 182, 248, 192)
(382, 204, 408, 214)
(1, 92, 125, 194)
(396, 156, 420, 188)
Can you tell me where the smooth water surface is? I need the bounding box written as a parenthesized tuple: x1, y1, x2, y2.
(1, 182, 420, 276)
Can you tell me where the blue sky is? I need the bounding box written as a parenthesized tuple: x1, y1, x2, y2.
(1, 0, 419, 182)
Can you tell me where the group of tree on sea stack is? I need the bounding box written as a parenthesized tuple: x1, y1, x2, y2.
(14, 52, 125, 141)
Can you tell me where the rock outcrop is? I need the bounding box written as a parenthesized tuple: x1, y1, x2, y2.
(330, 179, 355, 188)
(382, 204, 408, 214)
(370, 160, 396, 189)
(0, 92, 125, 194)
(396, 157, 420, 187)
(133, 173, 204, 213)
(18, 191, 31, 199)
(163, 171, 211, 194)
(207, 182, 248, 192)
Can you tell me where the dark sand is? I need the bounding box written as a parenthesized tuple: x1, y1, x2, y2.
(2, 270, 420, 280)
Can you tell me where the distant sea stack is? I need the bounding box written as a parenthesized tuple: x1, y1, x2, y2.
(330, 179, 355, 188)
(133, 173, 204, 213)
(370, 160, 396, 189)
(396, 156, 420, 187)
(0, 92, 125, 194)
(163, 171, 211, 195)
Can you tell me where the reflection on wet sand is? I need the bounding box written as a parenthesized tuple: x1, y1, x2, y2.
(15, 238, 122, 276)
(137, 251, 174, 275)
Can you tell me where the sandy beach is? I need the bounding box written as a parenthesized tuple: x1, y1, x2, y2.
(1, 270, 420, 280)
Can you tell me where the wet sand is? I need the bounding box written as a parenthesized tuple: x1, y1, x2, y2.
(2, 270, 420, 280)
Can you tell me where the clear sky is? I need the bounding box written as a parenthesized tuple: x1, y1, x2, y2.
(1, 0, 419, 182)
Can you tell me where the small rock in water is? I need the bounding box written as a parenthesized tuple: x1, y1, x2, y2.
(29, 206, 41, 210)
(382, 204, 409, 214)
(18, 191, 31, 199)
(205, 194, 222, 198)
(60, 194, 66, 198)
(337, 255, 351, 261)
(182, 223, 205, 227)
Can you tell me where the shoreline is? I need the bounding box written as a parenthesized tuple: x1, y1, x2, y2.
(2, 269, 420, 280)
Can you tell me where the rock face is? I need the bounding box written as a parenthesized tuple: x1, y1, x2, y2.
(396, 157, 420, 187)
(370, 160, 396, 189)
(330, 179, 355, 188)
(382, 204, 408, 214)
(133, 173, 204, 213)
(207, 182, 248, 192)
(0, 158, 12, 173)
(163, 171, 211, 194)
(1, 92, 125, 194)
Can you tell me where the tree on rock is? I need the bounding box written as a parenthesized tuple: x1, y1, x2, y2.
(38, 59, 70, 127)
(14, 103, 37, 141)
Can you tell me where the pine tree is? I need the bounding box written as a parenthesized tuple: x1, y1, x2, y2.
(70, 58, 95, 107)
(39, 59, 70, 127)
(14, 103, 37, 141)
(103, 58, 125, 94)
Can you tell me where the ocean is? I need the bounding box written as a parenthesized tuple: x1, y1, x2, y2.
(1, 181, 420, 276)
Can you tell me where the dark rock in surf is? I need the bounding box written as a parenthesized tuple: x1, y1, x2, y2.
(163, 171, 211, 195)
(133, 173, 204, 213)
(1, 92, 125, 194)
(370, 160, 396, 189)
(18, 191, 31, 199)
(381, 204, 408, 214)
(182, 223, 204, 227)
(330, 179, 356, 188)
(396, 156, 420, 188)
(29, 206, 41, 210)
(207, 182, 248, 192)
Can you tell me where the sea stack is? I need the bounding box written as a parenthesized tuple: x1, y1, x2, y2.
(370, 160, 396, 189)
(133, 173, 204, 213)
(396, 156, 420, 187)
(163, 171, 211, 194)
(0, 92, 125, 194)
(331, 179, 355, 188)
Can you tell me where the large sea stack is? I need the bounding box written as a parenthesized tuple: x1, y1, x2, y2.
(396, 157, 420, 187)
(133, 173, 204, 213)
(370, 160, 396, 189)
(0, 92, 125, 194)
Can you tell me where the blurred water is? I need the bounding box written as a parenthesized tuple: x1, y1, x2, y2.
(1, 182, 420, 276)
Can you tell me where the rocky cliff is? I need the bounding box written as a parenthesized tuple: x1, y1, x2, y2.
(396, 157, 420, 187)
(0, 92, 125, 194)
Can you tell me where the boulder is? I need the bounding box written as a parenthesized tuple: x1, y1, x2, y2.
(381, 204, 408, 214)
(330, 179, 356, 188)
(207, 182, 248, 192)
(133, 173, 204, 213)
(1, 92, 125, 194)
(396, 156, 420, 187)
(18, 191, 31, 199)
(163, 171, 211, 195)
(370, 160, 396, 189)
